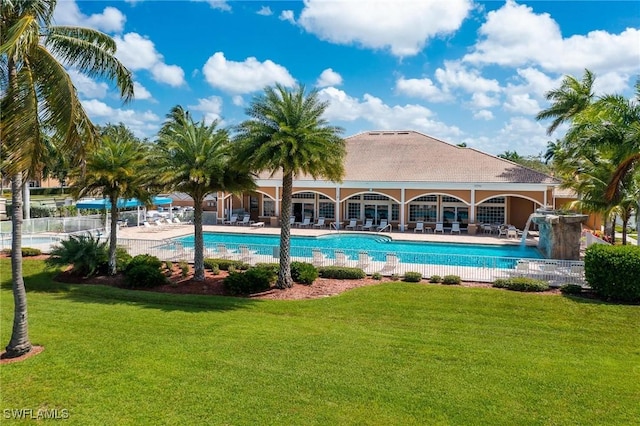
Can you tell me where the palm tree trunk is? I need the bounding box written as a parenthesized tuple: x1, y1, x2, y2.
(193, 197, 205, 281)
(108, 198, 119, 275)
(5, 172, 32, 358)
(277, 172, 294, 289)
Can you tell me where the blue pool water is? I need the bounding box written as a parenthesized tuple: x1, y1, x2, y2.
(174, 232, 543, 268)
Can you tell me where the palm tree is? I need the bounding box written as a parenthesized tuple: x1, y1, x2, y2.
(70, 125, 152, 275)
(235, 84, 346, 289)
(154, 106, 256, 281)
(1, 0, 133, 358)
(536, 69, 595, 135)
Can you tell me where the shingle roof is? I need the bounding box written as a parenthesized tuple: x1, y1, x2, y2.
(258, 130, 559, 185)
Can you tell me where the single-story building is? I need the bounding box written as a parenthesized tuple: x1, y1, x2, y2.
(217, 130, 568, 232)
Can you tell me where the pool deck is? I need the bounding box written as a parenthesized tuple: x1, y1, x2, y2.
(117, 223, 539, 247)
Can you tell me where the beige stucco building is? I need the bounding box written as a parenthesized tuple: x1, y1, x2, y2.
(216, 131, 563, 232)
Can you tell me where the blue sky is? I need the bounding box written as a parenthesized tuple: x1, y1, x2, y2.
(54, 0, 640, 156)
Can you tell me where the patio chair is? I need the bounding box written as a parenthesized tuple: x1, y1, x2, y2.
(312, 249, 327, 267)
(434, 222, 445, 233)
(238, 245, 257, 262)
(380, 253, 399, 275)
(507, 227, 518, 239)
(376, 219, 390, 232)
(345, 219, 358, 230)
(334, 250, 348, 267)
(296, 217, 312, 228)
(313, 217, 326, 228)
(237, 216, 252, 226)
(356, 251, 373, 271)
(223, 215, 238, 225)
(414, 221, 425, 233)
(216, 244, 236, 259)
(451, 222, 461, 234)
(498, 226, 508, 238)
(360, 219, 374, 231)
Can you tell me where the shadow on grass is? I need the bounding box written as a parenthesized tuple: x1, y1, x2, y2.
(560, 291, 640, 306)
(1, 267, 260, 313)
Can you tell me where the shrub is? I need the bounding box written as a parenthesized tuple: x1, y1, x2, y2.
(211, 265, 220, 275)
(403, 271, 422, 282)
(429, 275, 442, 283)
(164, 260, 174, 276)
(115, 247, 132, 272)
(442, 275, 461, 285)
(254, 263, 279, 274)
(204, 258, 249, 271)
(46, 234, 108, 277)
(291, 261, 318, 285)
(492, 277, 549, 292)
(560, 284, 583, 295)
(371, 272, 383, 280)
(584, 244, 640, 303)
(223, 267, 275, 295)
(178, 260, 190, 278)
(22, 247, 42, 257)
(124, 264, 167, 288)
(125, 254, 163, 273)
(390, 273, 400, 281)
(318, 266, 366, 280)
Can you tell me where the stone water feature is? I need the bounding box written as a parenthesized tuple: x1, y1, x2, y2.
(530, 208, 588, 260)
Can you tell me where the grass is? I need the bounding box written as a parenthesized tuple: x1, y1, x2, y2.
(1, 259, 639, 425)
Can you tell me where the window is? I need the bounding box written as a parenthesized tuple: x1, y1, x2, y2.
(292, 192, 315, 199)
(409, 205, 437, 222)
(477, 206, 505, 224)
(263, 200, 275, 216)
(318, 202, 335, 219)
(347, 202, 360, 219)
(391, 204, 399, 221)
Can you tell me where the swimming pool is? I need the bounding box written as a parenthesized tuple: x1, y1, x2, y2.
(174, 232, 543, 268)
(0, 235, 64, 253)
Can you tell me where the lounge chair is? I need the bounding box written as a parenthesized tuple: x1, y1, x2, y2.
(313, 217, 326, 228)
(451, 222, 461, 234)
(360, 219, 374, 231)
(498, 226, 508, 238)
(507, 227, 518, 239)
(345, 219, 358, 230)
(380, 253, 399, 275)
(376, 219, 390, 232)
(334, 250, 348, 267)
(414, 221, 425, 233)
(296, 217, 312, 228)
(312, 249, 327, 267)
(356, 251, 373, 271)
(237, 216, 252, 226)
(216, 244, 236, 259)
(434, 222, 444, 233)
(238, 245, 257, 262)
(223, 215, 238, 225)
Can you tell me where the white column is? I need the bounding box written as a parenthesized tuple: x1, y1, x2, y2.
(470, 189, 476, 223)
(400, 187, 405, 232)
(275, 186, 280, 217)
(335, 187, 341, 229)
(23, 181, 30, 220)
(544, 187, 548, 208)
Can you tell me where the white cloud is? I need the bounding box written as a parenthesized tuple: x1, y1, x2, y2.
(257, 6, 273, 16)
(316, 68, 343, 88)
(298, 0, 473, 56)
(318, 87, 462, 139)
(188, 96, 224, 125)
(279, 10, 296, 25)
(503, 93, 540, 115)
(232, 95, 244, 106)
(82, 99, 161, 138)
(68, 70, 109, 99)
(435, 62, 501, 94)
(202, 52, 295, 94)
(473, 110, 494, 121)
(204, 1, 231, 12)
(464, 0, 640, 77)
(395, 77, 451, 102)
(133, 82, 152, 101)
(114, 33, 185, 87)
(53, 0, 126, 33)
(487, 116, 550, 156)
(470, 92, 500, 109)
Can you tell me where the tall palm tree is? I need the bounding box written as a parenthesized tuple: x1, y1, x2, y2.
(154, 106, 256, 281)
(1, 0, 133, 358)
(235, 84, 346, 289)
(70, 125, 152, 275)
(536, 69, 595, 135)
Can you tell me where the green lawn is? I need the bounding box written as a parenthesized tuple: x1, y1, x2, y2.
(1, 260, 639, 425)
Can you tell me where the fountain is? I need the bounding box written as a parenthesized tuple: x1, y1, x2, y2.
(529, 208, 588, 260)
